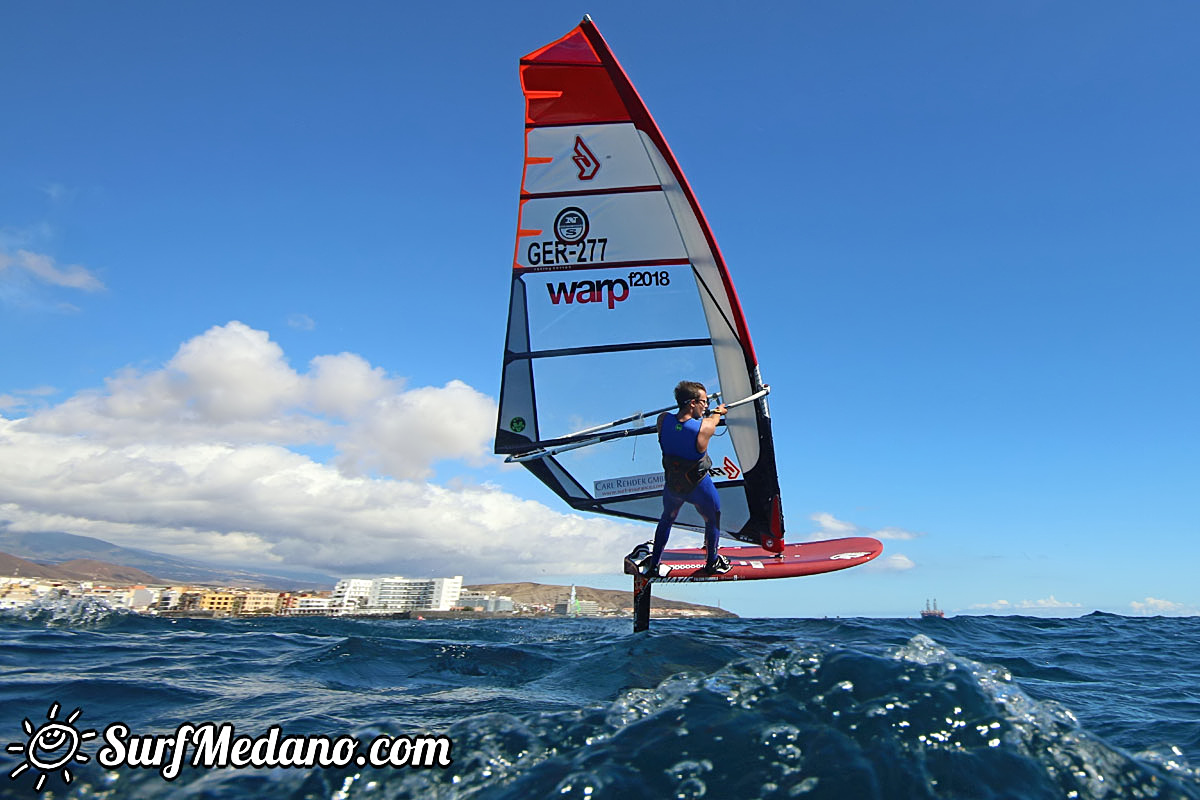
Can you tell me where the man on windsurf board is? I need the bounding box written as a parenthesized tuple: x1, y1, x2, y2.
(634, 381, 732, 577)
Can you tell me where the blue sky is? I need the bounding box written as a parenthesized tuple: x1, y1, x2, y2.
(2, 2, 1196, 618)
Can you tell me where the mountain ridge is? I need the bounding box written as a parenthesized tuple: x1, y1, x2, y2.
(0, 528, 335, 590)
(0, 551, 159, 582)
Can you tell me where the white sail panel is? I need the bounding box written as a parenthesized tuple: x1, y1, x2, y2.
(525, 264, 706, 349)
(524, 124, 662, 195)
(637, 131, 762, 471)
(515, 193, 689, 270)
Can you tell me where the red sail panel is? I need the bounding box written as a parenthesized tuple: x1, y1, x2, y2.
(522, 27, 601, 65)
(521, 65, 633, 126)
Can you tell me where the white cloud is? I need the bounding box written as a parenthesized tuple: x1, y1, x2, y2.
(0, 322, 641, 580)
(970, 596, 1083, 612)
(0, 387, 57, 414)
(40, 183, 78, 203)
(171, 322, 305, 422)
(287, 313, 315, 331)
(1019, 596, 1081, 609)
(308, 352, 392, 419)
(24, 323, 323, 445)
(0, 224, 56, 257)
(0, 249, 104, 291)
(810, 512, 857, 533)
(807, 512, 924, 541)
(1129, 597, 1199, 616)
(873, 526, 924, 541)
(334, 380, 496, 480)
(867, 553, 915, 572)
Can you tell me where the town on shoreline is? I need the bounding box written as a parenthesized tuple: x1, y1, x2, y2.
(1, 568, 733, 620)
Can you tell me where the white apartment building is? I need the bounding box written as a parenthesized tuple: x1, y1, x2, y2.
(240, 591, 283, 614)
(367, 576, 462, 612)
(330, 578, 375, 613)
(123, 586, 159, 611)
(0, 578, 42, 609)
(459, 590, 515, 613)
(288, 596, 333, 615)
(554, 599, 600, 616)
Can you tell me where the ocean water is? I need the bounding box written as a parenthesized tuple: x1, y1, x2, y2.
(1, 600, 1198, 799)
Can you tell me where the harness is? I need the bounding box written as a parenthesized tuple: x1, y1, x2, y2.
(662, 452, 712, 495)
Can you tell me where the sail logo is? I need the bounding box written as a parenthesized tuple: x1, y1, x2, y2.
(573, 136, 600, 180)
(595, 472, 664, 498)
(707, 456, 741, 480)
(527, 206, 609, 267)
(554, 207, 589, 242)
(546, 278, 629, 310)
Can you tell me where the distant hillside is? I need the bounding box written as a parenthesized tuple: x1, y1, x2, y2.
(52, 559, 162, 584)
(0, 528, 335, 590)
(0, 551, 161, 584)
(1, 551, 75, 581)
(466, 581, 737, 617)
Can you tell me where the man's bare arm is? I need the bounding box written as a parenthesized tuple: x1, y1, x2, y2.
(695, 404, 727, 451)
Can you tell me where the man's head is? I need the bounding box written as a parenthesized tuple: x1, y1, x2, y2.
(674, 380, 708, 411)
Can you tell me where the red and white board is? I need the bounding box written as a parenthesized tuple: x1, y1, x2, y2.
(624, 537, 883, 583)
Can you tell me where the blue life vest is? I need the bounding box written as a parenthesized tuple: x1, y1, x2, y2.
(658, 413, 712, 495)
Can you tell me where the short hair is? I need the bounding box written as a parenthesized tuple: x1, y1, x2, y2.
(674, 381, 706, 409)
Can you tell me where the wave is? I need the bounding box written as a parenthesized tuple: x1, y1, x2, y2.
(388, 633, 1199, 800)
(22, 631, 1195, 800)
(0, 595, 137, 630)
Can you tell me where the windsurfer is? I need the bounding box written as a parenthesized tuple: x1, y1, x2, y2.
(639, 381, 732, 576)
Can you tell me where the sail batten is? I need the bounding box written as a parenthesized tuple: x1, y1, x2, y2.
(515, 258, 691, 275)
(521, 184, 663, 201)
(507, 337, 711, 363)
(496, 18, 785, 551)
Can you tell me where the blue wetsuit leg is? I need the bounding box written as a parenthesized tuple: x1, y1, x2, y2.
(650, 476, 721, 566)
(650, 490, 686, 566)
(690, 477, 722, 561)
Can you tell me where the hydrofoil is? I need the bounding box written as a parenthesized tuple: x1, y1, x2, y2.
(624, 538, 883, 631)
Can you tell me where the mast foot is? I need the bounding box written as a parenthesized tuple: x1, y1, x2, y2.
(633, 571, 651, 632)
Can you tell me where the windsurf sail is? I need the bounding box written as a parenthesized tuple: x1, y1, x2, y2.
(495, 17, 785, 552)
